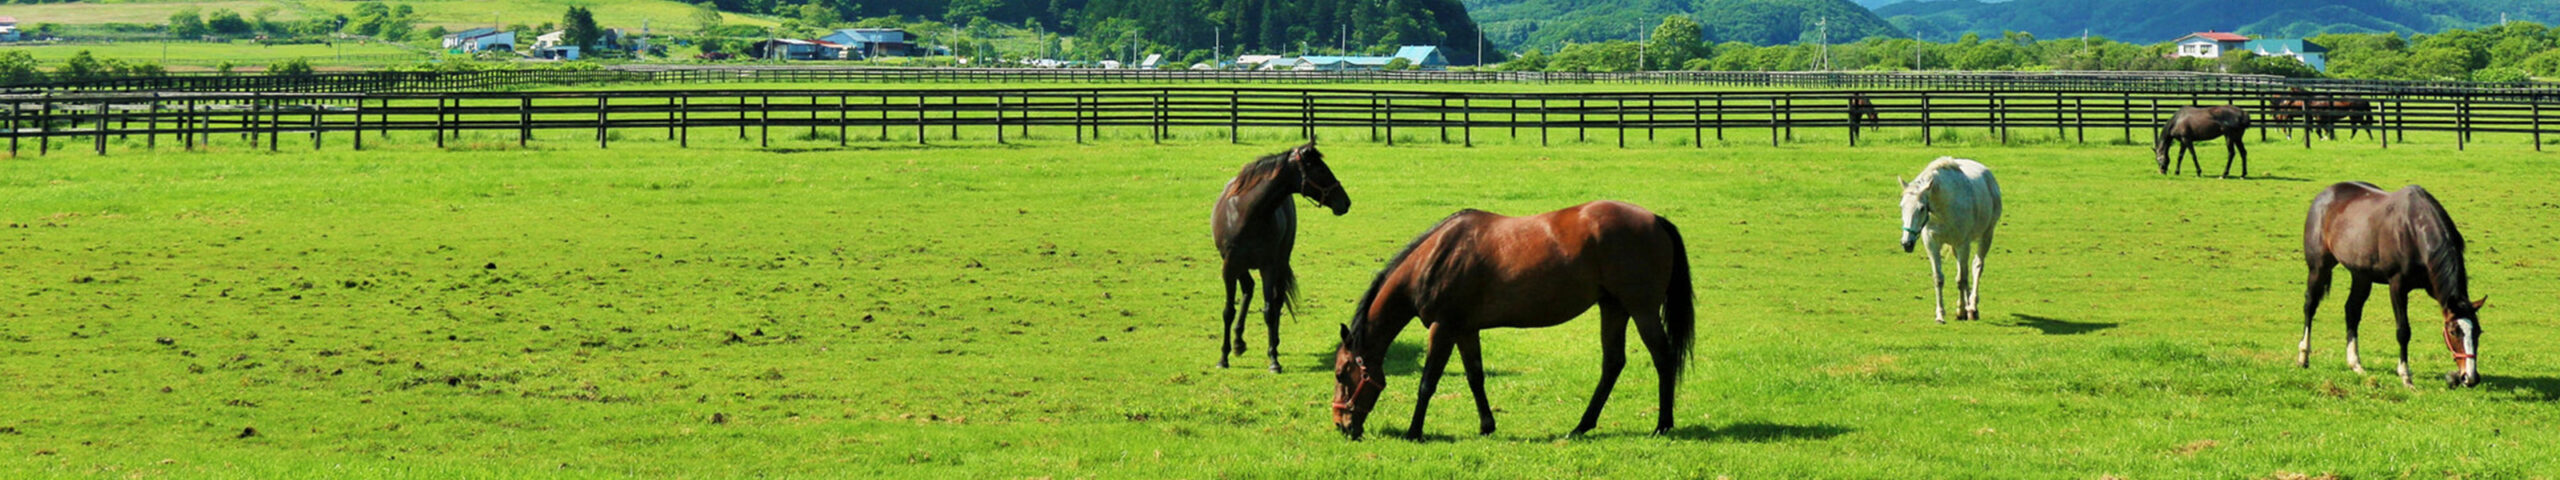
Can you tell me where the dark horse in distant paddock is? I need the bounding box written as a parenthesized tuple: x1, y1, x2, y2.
(2272, 90, 2376, 140)
(1331, 201, 1695, 440)
(1849, 94, 1881, 131)
(2154, 105, 2252, 178)
(1213, 141, 1351, 372)
(2302, 182, 2487, 388)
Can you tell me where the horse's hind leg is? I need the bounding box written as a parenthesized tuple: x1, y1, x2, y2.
(2300, 260, 2334, 368)
(1259, 265, 1292, 373)
(2342, 280, 2372, 375)
(1455, 330, 1496, 436)
(1573, 303, 1631, 436)
(1951, 241, 1975, 321)
(1629, 305, 1679, 434)
(1967, 236, 1991, 320)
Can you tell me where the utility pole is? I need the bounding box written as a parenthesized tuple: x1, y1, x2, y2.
(1476, 28, 1484, 67)
(1636, 22, 1645, 71)
(1815, 17, 1829, 70)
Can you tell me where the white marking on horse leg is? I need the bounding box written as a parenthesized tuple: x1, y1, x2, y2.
(2345, 336, 2364, 375)
(1967, 239, 1989, 319)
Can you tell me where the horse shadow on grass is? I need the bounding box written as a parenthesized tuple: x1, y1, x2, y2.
(1568, 421, 1854, 443)
(1294, 340, 1515, 377)
(2231, 174, 2313, 183)
(2481, 374, 2560, 402)
(2003, 313, 2119, 335)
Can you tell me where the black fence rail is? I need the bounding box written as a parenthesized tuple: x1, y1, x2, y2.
(12, 67, 2559, 97)
(4, 87, 2550, 157)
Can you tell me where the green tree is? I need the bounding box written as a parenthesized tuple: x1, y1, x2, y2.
(271, 57, 316, 76)
(1383, 57, 1415, 71)
(945, 0, 999, 26)
(1499, 49, 1549, 71)
(795, 2, 842, 29)
(207, 9, 253, 35)
(691, 2, 725, 36)
(1647, 15, 1706, 71)
(168, 7, 209, 38)
(0, 50, 45, 85)
(58, 50, 108, 81)
(562, 6, 603, 51)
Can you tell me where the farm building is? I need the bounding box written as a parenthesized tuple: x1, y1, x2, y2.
(819, 28, 912, 58)
(0, 16, 20, 42)
(747, 38, 842, 61)
(2241, 38, 2328, 72)
(2168, 31, 2327, 72)
(1236, 46, 1450, 71)
(2168, 31, 2250, 59)
(441, 28, 515, 54)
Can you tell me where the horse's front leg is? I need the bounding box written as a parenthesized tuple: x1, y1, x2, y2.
(1927, 240, 1948, 323)
(2389, 284, 2416, 388)
(1228, 266, 1249, 367)
(1455, 330, 1495, 436)
(1405, 322, 1460, 440)
(2342, 281, 2372, 375)
(1260, 265, 1293, 373)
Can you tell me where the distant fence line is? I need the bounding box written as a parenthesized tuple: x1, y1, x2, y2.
(10, 67, 2560, 97)
(4, 87, 2549, 157)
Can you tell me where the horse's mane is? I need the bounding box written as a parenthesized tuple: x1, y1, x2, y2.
(2405, 187, 2470, 305)
(1345, 210, 1472, 349)
(1226, 149, 1295, 197)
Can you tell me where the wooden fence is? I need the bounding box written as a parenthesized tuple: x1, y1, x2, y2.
(4, 87, 2550, 156)
(13, 67, 2558, 97)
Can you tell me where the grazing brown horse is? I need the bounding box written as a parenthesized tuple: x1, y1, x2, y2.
(2154, 105, 2252, 178)
(2333, 99, 2377, 139)
(2301, 182, 2486, 388)
(1330, 201, 1695, 440)
(1849, 94, 1881, 131)
(1213, 141, 1350, 372)
(2273, 96, 2374, 140)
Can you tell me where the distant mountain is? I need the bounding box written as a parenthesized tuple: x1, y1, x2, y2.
(1877, 0, 2560, 43)
(1467, 0, 1906, 51)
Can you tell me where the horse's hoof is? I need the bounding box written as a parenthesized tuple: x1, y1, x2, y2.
(1216, 359, 1230, 369)
(1267, 364, 1283, 374)
(1479, 425, 1497, 436)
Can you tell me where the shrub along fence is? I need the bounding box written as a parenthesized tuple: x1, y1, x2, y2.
(2, 87, 2550, 156)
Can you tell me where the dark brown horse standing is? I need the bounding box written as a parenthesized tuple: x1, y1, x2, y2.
(1849, 94, 1881, 131)
(1331, 201, 1695, 440)
(1213, 141, 1350, 372)
(2154, 105, 2252, 178)
(2301, 182, 2486, 388)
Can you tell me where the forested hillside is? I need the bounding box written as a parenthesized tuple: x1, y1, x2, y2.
(1878, 0, 2560, 43)
(1466, 0, 1903, 51)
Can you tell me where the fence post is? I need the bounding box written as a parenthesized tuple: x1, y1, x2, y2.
(145, 95, 158, 150)
(1156, 92, 1166, 144)
(1230, 91, 1239, 144)
(2457, 95, 2467, 151)
(1439, 97, 1449, 144)
(598, 96, 612, 149)
(1538, 97, 1547, 147)
(2533, 96, 2542, 152)
(1646, 95, 1657, 144)
(38, 95, 49, 155)
(1579, 98, 1588, 143)
(436, 97, 451, 148)
(1768, 98, 1778, 147)
(762, 96, 774, 148)
(1715, 96, 1724, 141)
(1783, 94, 1793, 142)
(1511, 98, 1520, 140)
(95, 98, 109, 156)
(996, 95, 1006, 145)
(839, 95, 850, 147)
(1996, 97, 2007, 145)
(520, 96, 533, 148)
(352, 97, 364, 151)
(917, 95, 927, 146)
(1073, 95, 1083, 144)
(2054, 92, 2065, 140)
(2074, 97, 2084, 144)
(679, 96, 691, 148)
(266, 98, 279, 152)
(1615, 98, 1626, 148)
(310, 102, 322, 151)
(952, 94, 962, 141)
(6, 97, 17, 157)
(1300, 93, 1312, 142)
(1385, 95, 1395, 146)
(2302, 98, 2313, 149)
(1921, 93, 1932, 147)
(1691, 98, 1702, 148)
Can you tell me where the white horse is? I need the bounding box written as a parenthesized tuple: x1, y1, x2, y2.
(1897, 157, 2003, 323)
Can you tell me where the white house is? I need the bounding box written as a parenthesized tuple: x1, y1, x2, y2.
(2169, 31, 2250, 59)
(818, 28, 911, 58)
(0, 16, 22, 42)
(441, 28, 514, 54)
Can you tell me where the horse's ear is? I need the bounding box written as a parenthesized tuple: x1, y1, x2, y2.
(1338, 324, 1349, 341)
(1896, 175, 1907, 188)
(2473, 297, 2489, 310)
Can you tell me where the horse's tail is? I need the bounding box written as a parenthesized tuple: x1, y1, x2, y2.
(1271, 265, 1300, 315)
(1655, 215, 1698, 381)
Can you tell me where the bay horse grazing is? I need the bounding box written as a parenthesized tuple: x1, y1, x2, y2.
(2301, 182, 2486, 388)
(1849, 94, 1880, 131)
(2333, 98, 2376, 139)
(1897, 157, 2002, 323)
(2154, 105, 2252, 178)
(1331, 201, 1694, 440)
(1212, 141, 1351, 372)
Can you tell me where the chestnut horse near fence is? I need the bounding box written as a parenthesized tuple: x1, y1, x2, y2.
(1330, 201, 1695, 440)
(2301, 182, 2486, 388)
(1212, 141, 1351, 372)
(1849, 94, 1881, 131)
